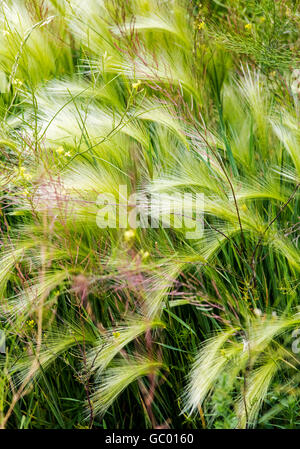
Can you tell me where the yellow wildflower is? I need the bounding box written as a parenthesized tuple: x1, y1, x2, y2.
(124, 229, 135, 241)
(198, 21, 205, 30)
(140, 250, 150, 260)
(113, 331, 120, 339)
(132, 80, 142, 90)
(244, 23, 252, 31)
(56, 146, 64, 155)
(26, 319, 35, 328)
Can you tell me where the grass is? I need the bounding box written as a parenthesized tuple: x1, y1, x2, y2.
(0, 0, 299, 429)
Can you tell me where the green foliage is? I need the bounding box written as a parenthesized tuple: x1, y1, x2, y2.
(0, 0, 299, 429)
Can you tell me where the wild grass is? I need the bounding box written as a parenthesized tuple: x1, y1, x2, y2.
(0, 0, 299, 429)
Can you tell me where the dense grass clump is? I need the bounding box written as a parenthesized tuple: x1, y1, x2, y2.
(0, 0, 299, 429)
